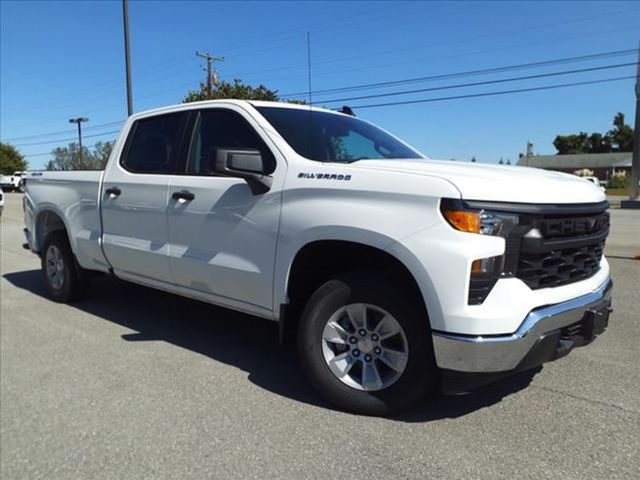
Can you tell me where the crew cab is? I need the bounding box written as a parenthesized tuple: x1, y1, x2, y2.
(23, 100, 612, 415)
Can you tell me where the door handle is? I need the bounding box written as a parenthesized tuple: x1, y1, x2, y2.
(105, 186, 121, 197)
(172, 190, 195, 202)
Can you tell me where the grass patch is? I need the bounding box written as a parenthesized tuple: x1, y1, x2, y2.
(606, 188, 629, 196)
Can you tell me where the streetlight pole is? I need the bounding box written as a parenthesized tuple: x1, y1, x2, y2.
(122, 0, 133, 116)
(69, 117, 89, 169)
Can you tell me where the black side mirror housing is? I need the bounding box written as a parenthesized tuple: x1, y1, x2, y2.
(214, 149, 272, 194)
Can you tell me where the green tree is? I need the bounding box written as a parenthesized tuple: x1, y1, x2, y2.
(607, 112, 633, 152)
(184, 78, 280, 103)
(587, 132, 611, 153)
(553, 112, 633, 154)
(45, 141, 113, 171)
(93, 141, 114, 166)
(553, 132, 589, 154)
(0, 142, 28, 175)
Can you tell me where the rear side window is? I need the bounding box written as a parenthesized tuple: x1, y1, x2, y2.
(121, 112, 188, 174)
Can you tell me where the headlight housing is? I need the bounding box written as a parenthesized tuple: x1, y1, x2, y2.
(440, 199, 522, 305)
(441, 201, 519, 237)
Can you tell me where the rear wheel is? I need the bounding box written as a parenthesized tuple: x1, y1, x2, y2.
(298, 271, 437, 415)
(41, 232, 88, 302)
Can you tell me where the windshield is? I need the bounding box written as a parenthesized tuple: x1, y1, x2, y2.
(256, 107, 423, 163)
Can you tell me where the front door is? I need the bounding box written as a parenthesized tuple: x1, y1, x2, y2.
(166, 107, 284, 315)
(101, 111, 189, 286)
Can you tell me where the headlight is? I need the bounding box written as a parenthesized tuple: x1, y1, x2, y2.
(441, 200, 519, 237)
(440, 199, 522, 305)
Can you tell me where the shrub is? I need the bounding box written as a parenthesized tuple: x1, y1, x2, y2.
(607, 171, 629, 189)
(573, 168, 594, 177)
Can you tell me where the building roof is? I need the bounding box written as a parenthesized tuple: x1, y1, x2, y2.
(516, 152, 632, 169)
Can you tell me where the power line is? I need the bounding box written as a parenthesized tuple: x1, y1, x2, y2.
(6, 48, 636, 145)
(277, 7, 639, 93)
(13, 130, 120, 148)
(3, 7, 402, 124)
(315, 62, 638, 105)
(9, 7, 636, 126)
(22, 152, 58, 158)
(281, 48, 638, 98)
(262, 25, 638, 91)
(19, 75, 633, 158)
(2, 121, 124, 142)
(349, 75, 635, 110)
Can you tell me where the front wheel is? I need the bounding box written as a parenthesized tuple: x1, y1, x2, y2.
(298, 272, 438, 415)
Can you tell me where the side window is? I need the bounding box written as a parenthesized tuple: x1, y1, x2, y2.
(121, 112, 187, 174)
(186, 109, 275, 175)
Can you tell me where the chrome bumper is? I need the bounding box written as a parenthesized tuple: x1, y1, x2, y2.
(432, 278, 613, 373)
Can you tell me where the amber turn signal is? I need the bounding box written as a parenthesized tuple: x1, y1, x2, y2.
(471, 259, 483, 274)
(443, 209, 480, 233)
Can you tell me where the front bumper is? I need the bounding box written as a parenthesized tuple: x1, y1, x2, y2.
(432, 277, 613, 376)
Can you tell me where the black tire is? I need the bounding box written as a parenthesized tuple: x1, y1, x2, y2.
(298, 271, 438, 415)
(41, 231, 88, 302)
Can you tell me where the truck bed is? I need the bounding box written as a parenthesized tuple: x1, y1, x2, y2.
(24, 170, 110, 272)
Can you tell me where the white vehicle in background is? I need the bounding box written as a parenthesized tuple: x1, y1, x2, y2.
(0, 171, 26, 192)
(583, 176, 606, 193)
(22, 100, 613, 415)
(0, 187, 4, 216)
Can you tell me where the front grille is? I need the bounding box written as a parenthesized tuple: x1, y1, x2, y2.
(454, 199, 610, 299)
(533, 212, 609, 238)
(517, 241, 604, 289)
(513, 208, 609, 290)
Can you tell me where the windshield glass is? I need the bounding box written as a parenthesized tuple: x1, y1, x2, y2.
(256, 107, 422, 163)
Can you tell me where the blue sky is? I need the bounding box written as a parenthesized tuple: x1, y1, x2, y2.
(1, 0, 638, 169)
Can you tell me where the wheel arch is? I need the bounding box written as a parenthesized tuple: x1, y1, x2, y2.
(34, 207, 72, 254)
(279, 239, 431, 344)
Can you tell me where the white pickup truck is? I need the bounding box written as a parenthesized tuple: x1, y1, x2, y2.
(23, 100, 612, 415)
(1, 171, 26, 192)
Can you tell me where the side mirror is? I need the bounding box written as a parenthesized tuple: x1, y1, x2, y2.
(214, 149, 272, 194)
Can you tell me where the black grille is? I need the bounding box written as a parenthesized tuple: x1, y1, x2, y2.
(517, 241, 604, 289)
(514, 209, 608, 290)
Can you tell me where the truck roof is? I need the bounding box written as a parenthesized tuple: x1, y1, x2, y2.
(128, 99, 345, 122)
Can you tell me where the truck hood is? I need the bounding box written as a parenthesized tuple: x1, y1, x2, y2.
(349, 158, 606, 204)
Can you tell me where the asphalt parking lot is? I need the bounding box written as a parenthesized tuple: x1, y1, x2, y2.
(1, 193, 639, 479)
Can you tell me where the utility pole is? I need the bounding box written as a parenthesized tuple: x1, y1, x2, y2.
(195, 51, 224, 96)
(69, 117, 89, 169)
(622, 41, 640, 208)
(122, 0, 134, 116)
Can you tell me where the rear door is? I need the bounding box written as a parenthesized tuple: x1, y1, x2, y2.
(166, 106, 284, 315)
(101, 111, 190, 286)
